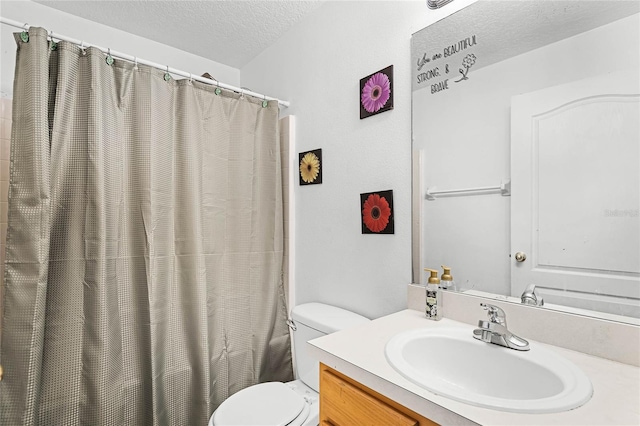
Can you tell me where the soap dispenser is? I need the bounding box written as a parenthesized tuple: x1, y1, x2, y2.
(424, 268, 442, 320)
(440, 265, 456, 291)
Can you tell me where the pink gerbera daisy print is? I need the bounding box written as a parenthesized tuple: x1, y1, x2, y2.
(361, 72, 391, 113)
(360, 66, 394, 119)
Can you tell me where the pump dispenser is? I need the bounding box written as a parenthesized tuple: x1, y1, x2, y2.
(440, 265, 456, 291)
(424, 268, 442, 320)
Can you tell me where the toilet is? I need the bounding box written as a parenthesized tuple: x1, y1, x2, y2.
(209, 302, 370, 426)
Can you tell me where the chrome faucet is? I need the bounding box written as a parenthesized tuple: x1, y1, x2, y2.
(473, 303, 530, 351)
(521, 284, 544, 306)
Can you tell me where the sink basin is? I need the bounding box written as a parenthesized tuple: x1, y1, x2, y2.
(385, 327, 593, 414)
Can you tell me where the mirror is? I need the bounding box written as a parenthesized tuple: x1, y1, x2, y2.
(411, 0, 640, 324)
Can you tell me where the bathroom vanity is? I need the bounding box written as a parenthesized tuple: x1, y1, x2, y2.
(308, 293, 640, 425)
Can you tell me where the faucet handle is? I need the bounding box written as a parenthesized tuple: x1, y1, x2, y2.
(521, 284, 544, 306)
(480, 303, 506, 325)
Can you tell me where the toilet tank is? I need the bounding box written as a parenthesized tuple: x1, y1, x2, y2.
(291, 303, 370, 392)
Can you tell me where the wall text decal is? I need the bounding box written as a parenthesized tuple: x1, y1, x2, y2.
(415, 34, 478, 95)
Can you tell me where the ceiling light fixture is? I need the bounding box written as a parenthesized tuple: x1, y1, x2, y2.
(427, 0, 454, 9)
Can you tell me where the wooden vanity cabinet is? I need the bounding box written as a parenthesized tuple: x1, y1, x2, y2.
(319, 363, 438, 426)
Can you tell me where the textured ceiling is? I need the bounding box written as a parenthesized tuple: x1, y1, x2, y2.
(34, 0, 325, 68)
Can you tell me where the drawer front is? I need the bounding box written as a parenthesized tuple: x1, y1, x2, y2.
(320, 369, 418, 426)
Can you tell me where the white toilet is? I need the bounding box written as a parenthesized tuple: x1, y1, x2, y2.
(209, 302, 370, 426)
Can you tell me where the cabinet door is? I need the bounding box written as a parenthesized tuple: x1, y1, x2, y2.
(321, 368, 418, 426)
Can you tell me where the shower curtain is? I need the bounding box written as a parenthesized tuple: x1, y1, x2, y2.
(0, 27, 293, 425)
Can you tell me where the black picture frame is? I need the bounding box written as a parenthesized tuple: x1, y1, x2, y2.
(360, 65, 394, 119)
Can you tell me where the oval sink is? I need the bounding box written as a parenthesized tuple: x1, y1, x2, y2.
(385, 327, 593, 414)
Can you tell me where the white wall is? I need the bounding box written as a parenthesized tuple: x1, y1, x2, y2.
(241, 0, 476, 319)
(0, 0, 240, 98)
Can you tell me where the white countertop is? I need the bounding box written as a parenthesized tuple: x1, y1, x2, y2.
(307, 309, 640, 425)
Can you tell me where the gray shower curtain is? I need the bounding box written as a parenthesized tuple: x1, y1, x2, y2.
(0, 27, 293, 425)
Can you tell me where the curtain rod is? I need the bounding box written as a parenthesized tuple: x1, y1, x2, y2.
(0, 16, 290, 108)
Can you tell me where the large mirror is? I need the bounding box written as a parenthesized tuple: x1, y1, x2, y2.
(411, 0, 640, 324)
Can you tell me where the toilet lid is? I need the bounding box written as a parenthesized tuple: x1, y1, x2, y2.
(213, 382, 306, 426)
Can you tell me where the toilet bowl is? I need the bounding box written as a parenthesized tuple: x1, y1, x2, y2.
(209, 303, 369, 426)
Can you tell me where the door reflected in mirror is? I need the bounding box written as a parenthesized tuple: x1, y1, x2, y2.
(411, 0, 640, 324)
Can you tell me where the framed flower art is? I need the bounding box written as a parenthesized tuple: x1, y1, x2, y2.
(360, 65, 393, 119)
(299, 149, 322, 185)
(360, 190, 394, 234)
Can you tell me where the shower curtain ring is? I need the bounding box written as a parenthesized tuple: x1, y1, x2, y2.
(48, 30, 58, 51)
(80, 40, 86, 55)
(164, 65, 171, 82)
(133, 56, 138, 70)
(215, 80, 221, 96)
(189, 73, 193, 84)
(20, 23, 30, 42)
(106, 48, 114, 65)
